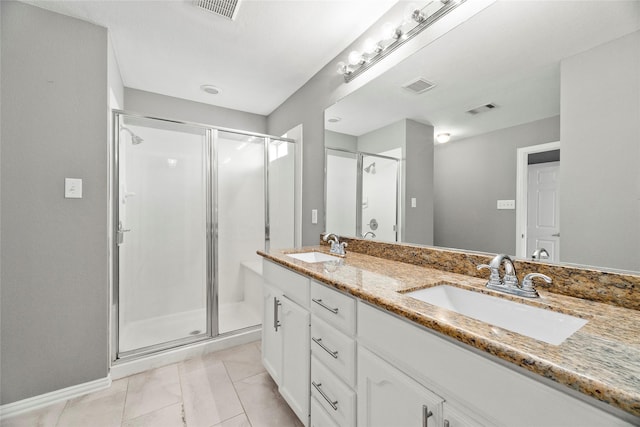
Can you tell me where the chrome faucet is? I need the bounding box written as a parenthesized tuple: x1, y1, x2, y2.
(477, 254, 548, 298)
(361, 231, 376, 239)
(531, 248, 550, 260)
(323, 232, 348, 257)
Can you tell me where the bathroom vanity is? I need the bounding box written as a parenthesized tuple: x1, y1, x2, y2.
(258, 240, 640, 427)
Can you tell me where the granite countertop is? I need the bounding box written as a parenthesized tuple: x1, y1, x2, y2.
(258, 246, 640, 419)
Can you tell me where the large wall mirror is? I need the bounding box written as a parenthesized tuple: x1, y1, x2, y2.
(324, 1, 640, 273)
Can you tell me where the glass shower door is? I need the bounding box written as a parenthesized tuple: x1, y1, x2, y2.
(216, 131, 265, 334)
(325, 149, 358, 237)
(117, 116, 209, 355)
(361, 154, 398, 242)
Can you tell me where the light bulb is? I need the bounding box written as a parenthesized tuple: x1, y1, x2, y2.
(363, 38, 378, 55)
(436, 133, 451, 144)
(336, 61, 347, 74)
(381, 22, 395, 40)
(348, 50, 362, 66)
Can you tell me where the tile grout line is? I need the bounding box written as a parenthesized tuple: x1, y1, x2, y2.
(176, 361, 188, 427)
(119, 377, 131, 427)
(53, 398, 71, 427)
(220, 356, 254, 427)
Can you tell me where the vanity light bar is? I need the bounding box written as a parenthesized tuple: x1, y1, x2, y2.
(339, 0, 466, 83)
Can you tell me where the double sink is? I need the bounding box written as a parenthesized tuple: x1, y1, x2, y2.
(286, 251, 587, 346)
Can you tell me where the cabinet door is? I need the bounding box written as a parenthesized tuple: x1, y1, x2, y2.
(358, 347, 443, 427)
(443, 403, 489, 427)
(281, 296, 311, 426)
(262, 283, 283, 384)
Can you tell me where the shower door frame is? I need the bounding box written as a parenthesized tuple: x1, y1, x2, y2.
(324, 147, 401, 241)
(110, 110, 295, 363)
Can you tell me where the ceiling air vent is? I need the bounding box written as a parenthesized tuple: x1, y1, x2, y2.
(194, 0, 241, 20)
(466, 103, 498, 115)
(402, 78, 436, 94)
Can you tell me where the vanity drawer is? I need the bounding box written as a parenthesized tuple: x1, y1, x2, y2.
(311, 396, 340, 427)
(311, 356, 356, 427)
(311, 281, 356, 335)
(311, 315, 356, 387)
(263, 259, 310, 307)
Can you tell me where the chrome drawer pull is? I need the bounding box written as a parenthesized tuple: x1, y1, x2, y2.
(312, 337, 339, 359)
(312, 298, 339, 314)
(312, 381, 338, 411)
(273, 297, 282, 332)
(422, 404, 433, 427)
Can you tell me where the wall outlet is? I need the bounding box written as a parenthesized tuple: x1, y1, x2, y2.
(65, 178, 83, 199)
(411, 197, 417, 208)
(497, 199, 515, 210)
(311, 209, 318, 224)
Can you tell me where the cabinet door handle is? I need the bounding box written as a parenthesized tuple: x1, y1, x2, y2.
(422, 404, 433, 427)
(312, 298, 339, 314)
(312, 381, 338, 411)
(312, 337, 339, 359)
(273, 297, 282, 332)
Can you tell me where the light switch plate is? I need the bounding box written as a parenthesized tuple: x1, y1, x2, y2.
(65, 178, 83, 199)
(311, 209, 318, 224)
(497, 199, 515, 210)
(411, 197, 417, 208)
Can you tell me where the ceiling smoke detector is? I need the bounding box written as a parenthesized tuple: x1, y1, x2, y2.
(402, 78, 436, 94)
(466, 103, 498, 115)
(194, 0, 241, 20)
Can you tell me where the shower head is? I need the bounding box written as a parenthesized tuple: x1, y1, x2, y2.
(120, 127, 144, 145)
(364, 162, 376, 174)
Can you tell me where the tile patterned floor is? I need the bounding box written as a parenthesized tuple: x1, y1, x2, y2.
(2, 341, 303, 427)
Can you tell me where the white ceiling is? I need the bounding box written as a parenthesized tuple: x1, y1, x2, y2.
(325, 0, 640, 141)
(23, 0, 398, 115)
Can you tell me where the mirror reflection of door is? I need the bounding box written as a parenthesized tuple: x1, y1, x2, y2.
(526, 160, 560, 262)
(325, 150, 358, 237)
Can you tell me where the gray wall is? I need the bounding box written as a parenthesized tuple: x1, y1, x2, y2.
(1, 2, 109, 404)
(324, 130, 357, 151)
(434, 116, 560, 254)
(560, 31, 640, 271)
(404, 120, 434, 245)
(124, 88, 267, 134)
(357, 120, 405, 154)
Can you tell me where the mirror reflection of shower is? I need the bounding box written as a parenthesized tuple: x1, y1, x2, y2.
(364, 162, 376, 174)
(120, 126, 144, 145)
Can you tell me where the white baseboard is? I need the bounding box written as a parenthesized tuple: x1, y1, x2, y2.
(0, 376, 111, 421)
(110, 327, 261, 379)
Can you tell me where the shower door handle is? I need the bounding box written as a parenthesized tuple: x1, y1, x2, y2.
(117, 221, 131, 246)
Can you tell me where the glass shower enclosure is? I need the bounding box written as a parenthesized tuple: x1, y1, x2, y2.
(113, 112, 295, 360)
(325, 148, 399, 242)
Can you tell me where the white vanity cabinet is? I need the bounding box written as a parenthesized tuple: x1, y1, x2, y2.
(262, 260, 311, 426)
(261, 258, 635, 427)
(358, 346, 444, 427)
(357, 300, 634, 427)
(309, 281, 357, 427)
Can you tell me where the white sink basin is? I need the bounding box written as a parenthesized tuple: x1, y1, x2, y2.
(286, 252, 341, 263)
(406, 285, 587, 345)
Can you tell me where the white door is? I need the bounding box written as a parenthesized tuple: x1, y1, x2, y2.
(526, 161, 560, 262)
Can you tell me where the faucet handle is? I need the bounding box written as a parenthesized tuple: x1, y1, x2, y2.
(522, 273, 552, 295)
(477, 264, 501, 287)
